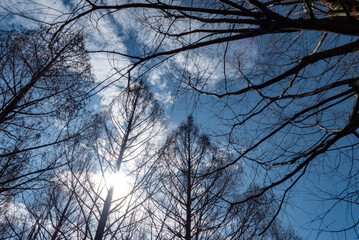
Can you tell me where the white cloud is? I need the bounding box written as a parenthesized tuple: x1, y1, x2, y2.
(154, 91, 173, 105)
(0, 0, 71, 26)
(1, 0, 132, 107)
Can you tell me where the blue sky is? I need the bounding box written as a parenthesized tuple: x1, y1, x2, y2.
(1, 1, 358, 239)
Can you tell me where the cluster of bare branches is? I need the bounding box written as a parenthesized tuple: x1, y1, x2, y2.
(44, 0, 357, 237)
(0, 26, 93, 202)
(143, 116, 301, 239)
(0, 0, 358, 238)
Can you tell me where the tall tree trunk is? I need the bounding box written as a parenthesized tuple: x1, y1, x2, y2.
(94, 186, 114, 240)
(185, 128, 192, 240)
(94, 89, 138, 239)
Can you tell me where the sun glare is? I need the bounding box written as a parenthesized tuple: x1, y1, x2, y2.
(94, 171, 131, 199)
(107, 171, 131, 197)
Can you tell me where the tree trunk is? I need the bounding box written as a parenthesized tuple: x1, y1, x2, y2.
(94, 186, 114, 240)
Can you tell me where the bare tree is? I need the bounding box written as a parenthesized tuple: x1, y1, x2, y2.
(147, 116, 233, 239)
(0, 26, 94, 219)
(93, 81, 165, 240)
(0, 119, 101, 239)
(145, 116, 300, 240)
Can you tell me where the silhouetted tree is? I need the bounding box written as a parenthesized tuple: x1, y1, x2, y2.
(93, 81, 165, 240)
(0, 27, 94, 224)
(145, 116, 301, 240)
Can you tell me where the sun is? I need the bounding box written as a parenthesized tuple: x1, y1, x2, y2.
(106, 171, 131, 197)
(93, 170, 131, 199)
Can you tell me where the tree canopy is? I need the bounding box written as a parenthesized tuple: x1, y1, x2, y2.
(0, 0, 358, 239)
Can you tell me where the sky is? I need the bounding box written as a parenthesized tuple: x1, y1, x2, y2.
(0, 1, 358, 239)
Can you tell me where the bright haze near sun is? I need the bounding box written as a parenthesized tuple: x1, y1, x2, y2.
(93, 170, 131, 199)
